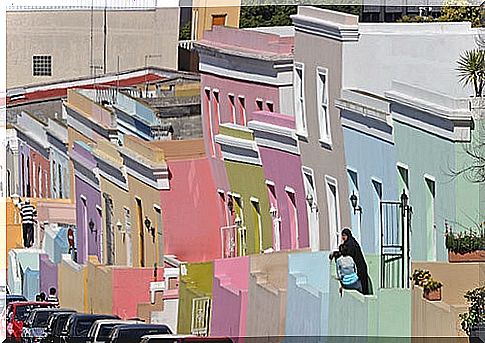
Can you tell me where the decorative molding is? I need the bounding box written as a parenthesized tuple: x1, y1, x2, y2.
(215, 134, 262, 166)
(292, 14, 359, 42)
(248, 120, 300, 155)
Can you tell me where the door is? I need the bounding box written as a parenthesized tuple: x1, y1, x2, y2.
(154, 206, 164, 266)
(303, 168, 319, 251)
(347, 169, 361, 242)
(104, 194, 115, 265)
(425, 177, 436, 261)
(124, 207, 132, 267)
(372, 179, 383, 254)
(191, 297, 211, 336)
(325, 176, 340, 252)
(82, 197, 89, 263)
(251, 199, 263, 253)
(286, 189, 299, 250)
(136, 198, 145, 267)
(267, 183, 281, 251)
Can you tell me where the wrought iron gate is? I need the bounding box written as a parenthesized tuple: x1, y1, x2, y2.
(380, 191, 412, 289)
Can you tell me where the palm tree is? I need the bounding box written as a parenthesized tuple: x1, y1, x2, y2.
(456, 49, 485, 97)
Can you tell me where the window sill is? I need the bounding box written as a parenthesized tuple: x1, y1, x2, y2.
(296, 131, 309, 141)
(319, 139, 333, 150)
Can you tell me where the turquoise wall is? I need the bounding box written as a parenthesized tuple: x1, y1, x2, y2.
(393, 113, 456, 262)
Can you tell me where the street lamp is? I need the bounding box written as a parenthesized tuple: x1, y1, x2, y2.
(89, 219, 97, 234)
(350, 191, 362, 215)
(306, 193, 318, 213)
(234, 215, 242, 227)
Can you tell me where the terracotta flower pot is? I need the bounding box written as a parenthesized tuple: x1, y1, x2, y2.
(448, 250, 485, 263)
(423, 288, 441, 301)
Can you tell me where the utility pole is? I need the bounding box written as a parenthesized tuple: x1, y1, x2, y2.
(144, 54, 162, 96)
(103, 0, 107, 74)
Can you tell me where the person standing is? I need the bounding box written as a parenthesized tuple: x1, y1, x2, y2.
(340, 228, 370, 295)
(39, 292, 46, 302)
(47, 287, 59, 304)
(18, 199, 37, 248)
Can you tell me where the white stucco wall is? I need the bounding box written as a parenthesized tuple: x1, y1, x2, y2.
(343, 22, 477, 98)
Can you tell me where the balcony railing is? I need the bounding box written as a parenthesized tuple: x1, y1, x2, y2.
(178, 40, 195, 51)
(221, 225, 247, 258)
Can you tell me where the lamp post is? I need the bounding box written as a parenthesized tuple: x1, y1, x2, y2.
(350, 191, 362, 215)
(144, 54, 162, 96)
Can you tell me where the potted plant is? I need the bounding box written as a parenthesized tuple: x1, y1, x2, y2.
(445, 222, 485, 262)
(460, 286, 485, 337)
(423, 279, 443, 301)
(411, 269, 431, 287)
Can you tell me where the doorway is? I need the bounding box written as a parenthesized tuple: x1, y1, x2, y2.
(303, 167, 319, 251)
(136, 198, 145, 267)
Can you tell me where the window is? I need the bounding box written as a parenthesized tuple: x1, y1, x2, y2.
(228, 94, 236, 124)
(58, 164, 63, 198)
(256, 99, 263, 111)
(238, 96, 246, 126)
(266, 101, 274, 112)
(267, 182, 280, 251)
(211, 14, 226, 27)
(293, 63, 306, 135)
(347, 169, 361, 242)
(33, 55, 52, 76)
(286, 187, 299, 250)
(32, 161, 36, 198)
(425, 176, 436, 261)
(191, 297, 211, 336)
(317, 67, 331, 144)
(124, 207, 133, 267)
(37, 166, 42, 198)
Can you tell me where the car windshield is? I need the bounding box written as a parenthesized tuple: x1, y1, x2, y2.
(55, 316, 70, 335)
(32, 311, 53, 327)
(119, 328, 171, 340)
(97, 324, 118, 340)
(15, 305, 31, 321)
(76, 319, 95, 336)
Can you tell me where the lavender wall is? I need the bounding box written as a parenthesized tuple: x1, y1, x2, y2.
(39, 254, 57, 294)
(72, 142, 102, 264)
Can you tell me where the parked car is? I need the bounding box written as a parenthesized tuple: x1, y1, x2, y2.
(22, 308, 71, 343)
(107, 324, 172, 343)
(7, 295, 28, 306)
(87, 319, 143, 343)
(139, 335, 233, 343)
(41, 311, 77, 343)
(6, 302, 59, 339)
(60, 314, 119, 343)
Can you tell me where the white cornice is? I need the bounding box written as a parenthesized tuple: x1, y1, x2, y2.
(292, 14, 359, 42)
(215, 134, 262, 166)
(341, 117, 394, 145)
(248, 120, 300, 155)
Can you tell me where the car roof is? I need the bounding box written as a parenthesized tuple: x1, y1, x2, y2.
(113, 324, 171, 331)
(94, 319, 141, 325)
(29, 308, 67, 313)
(141, 335, 231, 340)
(7, 294, 27, 299)
(10, 301, 57, 308)
(72, 314, 118, 319)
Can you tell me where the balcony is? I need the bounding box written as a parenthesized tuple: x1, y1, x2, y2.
(220, 225, 247, 258)
(178, 40, 195, 51)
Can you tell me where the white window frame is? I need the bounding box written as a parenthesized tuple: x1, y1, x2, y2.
(256, 98, 264, 111)
(293, 62, 307, 137)
(204, 87, 216, 157)
(316, 67, 331, 145)
(191, 297, 211, 336)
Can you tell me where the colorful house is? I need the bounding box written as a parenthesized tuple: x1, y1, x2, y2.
(152, 139, 222, 263)
(248, 110, 309, 251)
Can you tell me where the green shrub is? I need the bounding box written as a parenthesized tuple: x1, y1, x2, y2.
(460, 286, 485, 335)
(445, 222, 485, 254)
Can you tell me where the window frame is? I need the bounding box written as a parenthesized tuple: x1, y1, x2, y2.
(316, 66, 331, 145)
(293, 62, 307, 137)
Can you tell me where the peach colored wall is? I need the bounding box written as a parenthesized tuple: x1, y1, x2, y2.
(112, 267, 154, 319)
(58, 257, 86, 312)
(412, 286, 467, 337)
(86, 258, 113, 315)
(412, 261, 484, 305)
(160, 158, 221, 262)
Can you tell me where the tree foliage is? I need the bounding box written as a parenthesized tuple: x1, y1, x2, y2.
(239, 5, 359, 29)
(457, 49, 485, 98)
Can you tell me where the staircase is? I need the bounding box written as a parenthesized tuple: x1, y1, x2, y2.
(216, 274, 240, 296)
(252, 270, 280, 296)
(290, 271, 321, 298)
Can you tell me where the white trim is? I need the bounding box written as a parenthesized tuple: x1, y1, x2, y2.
(153, 204, 161, 211)
(293, 62, 307, 137)
(325, 174, 341, 252)
(265, 180, 275, 186)
(292, 14, 359, 42)
(98, 169, 129, 192)
(250, 197, 259, 203)
(96, 205, 103, 212)
(285, 186, 296, 194)
(217, 189, 225, 195)
(316, 66, 332, 146)
(80, 194, 87, 202)
(396, 162, 409, 171)
(215, 134, 262, 166)
(341, 116, 394, 144)
(74, 170, 100, 191)
(199, 60, 293, 87)
(248, 120, 300, 155)
(370, 176, 384, 186)
(424, 173, 436, 182)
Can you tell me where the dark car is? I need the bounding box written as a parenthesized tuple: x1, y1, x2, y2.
(108, 324, 172, 343)
(42, 310, 77, 343)
(60, 314, 119, 343)
(7, 295, 28, 306)
(22, 308, 71, 343)
(139, 335, 233, 343)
